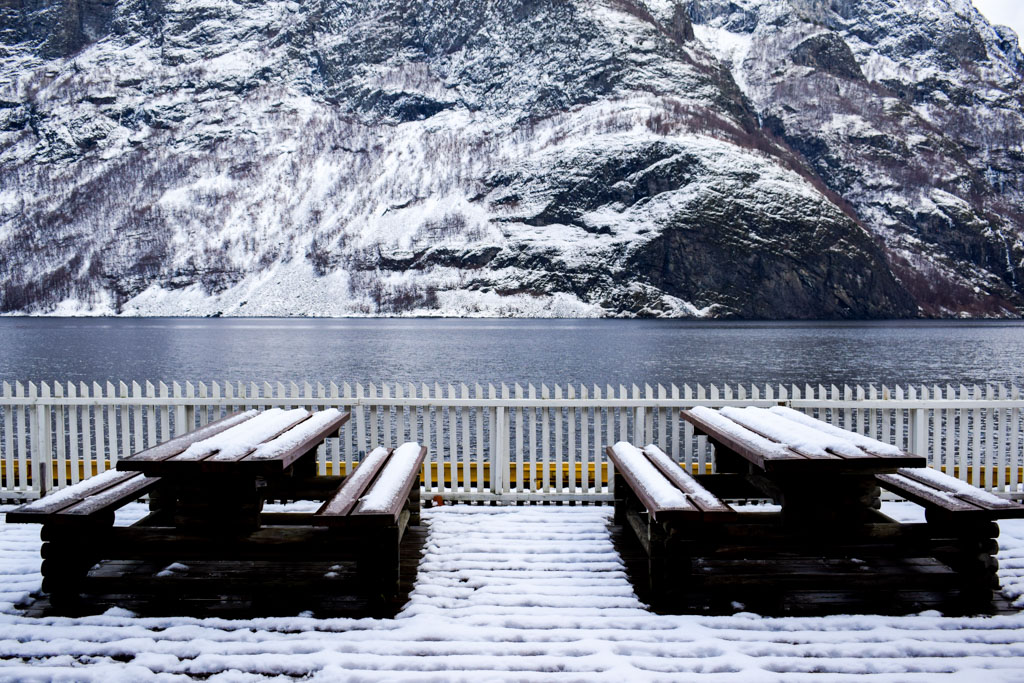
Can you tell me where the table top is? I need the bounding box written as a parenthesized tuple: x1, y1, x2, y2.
(117, 408, 350, 477)
(682, 405, 926, 475)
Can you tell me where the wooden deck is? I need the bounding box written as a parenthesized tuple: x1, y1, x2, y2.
(19, 525, 427, 618)
(610, 518, 1019, 616)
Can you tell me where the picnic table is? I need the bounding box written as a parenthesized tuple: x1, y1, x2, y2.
(609, 405, 1024, 616)
(8, 408, 428, 616)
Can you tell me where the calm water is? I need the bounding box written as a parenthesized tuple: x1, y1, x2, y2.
(0, 318, 1022, 388)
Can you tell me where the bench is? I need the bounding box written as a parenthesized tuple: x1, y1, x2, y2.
(606, 442, 735, 599)
(877, 467, 1024, 521)
(6, 411, 258, 529)
(876, 467, 1024, 600)
(311, 442, 427, 597)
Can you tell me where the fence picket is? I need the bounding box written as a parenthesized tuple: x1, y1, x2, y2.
(395, 383, 405, 447)
(555, 385, 564, 494)
(593, 386, 602, 495)
(54, 382, 66, 489)
(1011, 385, 1021, 494)
(527, 384, 536, 493)
(67, 382, 79, 485)
(998, 384, 1008, 491)
(475, 384, 484, 494)
(458, 383, 468, 492)
(986, 385, 996, 490)
(81, 383, 94, 483)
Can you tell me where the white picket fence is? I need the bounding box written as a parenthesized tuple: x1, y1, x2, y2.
(1, 381, 1022, 503)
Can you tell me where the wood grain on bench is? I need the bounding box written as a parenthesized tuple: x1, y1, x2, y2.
(877, 468, 1024, 520)
(315, 447, 392, 521)
(607, 443, 733, 522)
(642, 445, 736, 521)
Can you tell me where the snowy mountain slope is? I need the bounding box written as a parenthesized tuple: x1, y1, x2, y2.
(0, 0, 1019, 317)
(687, 0, 1024, 316)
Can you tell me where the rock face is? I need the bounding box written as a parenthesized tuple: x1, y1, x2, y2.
(0, 0, 1020, 318)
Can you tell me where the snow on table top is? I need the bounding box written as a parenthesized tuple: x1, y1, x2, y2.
(358, 442, 423, 513)
(176, 408, 310, 461)
(688, 406, 791, 458)
(611, 442, 691, 510)
(247, 408, 343, 461)
(720, 406, 869, 459)
(768, 405, 903, 456)
(2, 502, 1024, 681)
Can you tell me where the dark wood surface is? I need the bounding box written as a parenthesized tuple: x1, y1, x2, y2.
(118, 411, 351, 476)
(611, 409, 1016, 616)
(8, 411, 427, 616)
(316, 448, 392, 519)
(7, 473, 162, 524)
(19, 525, 428, 618)
(353, 445, 428, 522)
(877, 470, 1024, 520)
(605, 446, 701, 521)
(681, 408, 926, 475)
(114, 410, 260, 465)
(642, 446, 736, 521)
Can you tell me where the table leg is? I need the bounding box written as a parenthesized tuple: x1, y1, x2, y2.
(170, 476, 264, 533)
(751, 474, 882, 527)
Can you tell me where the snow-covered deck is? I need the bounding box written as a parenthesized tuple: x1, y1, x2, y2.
(2, 503, 1024, 681)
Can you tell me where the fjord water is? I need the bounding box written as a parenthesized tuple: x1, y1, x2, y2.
(1, 318, 1023, 388)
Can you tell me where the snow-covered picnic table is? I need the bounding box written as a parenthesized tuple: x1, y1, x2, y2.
(606, 406, 1024, 616)
(5, 409, 428, 616)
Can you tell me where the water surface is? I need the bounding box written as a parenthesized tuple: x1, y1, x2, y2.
(1, 318, 1022, 388)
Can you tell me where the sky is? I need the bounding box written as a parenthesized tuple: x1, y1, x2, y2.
(973, 0, 1024, 39)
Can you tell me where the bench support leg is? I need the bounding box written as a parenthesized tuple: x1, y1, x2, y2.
(39, 519, 113, 611)
(356, 509, 410, 603)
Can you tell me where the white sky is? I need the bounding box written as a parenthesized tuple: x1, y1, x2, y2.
(973, 0, 1024, 40)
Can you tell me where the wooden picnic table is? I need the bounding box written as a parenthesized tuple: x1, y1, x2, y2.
(682, 405, 926, 525)
(608, 405, 1024, 615)
(116, 407, 349, 532)
(8, 408, 429, 616)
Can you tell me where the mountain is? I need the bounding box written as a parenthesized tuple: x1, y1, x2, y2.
(0, 0, 1021, 318)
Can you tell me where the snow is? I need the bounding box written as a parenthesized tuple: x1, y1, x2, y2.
(687, 406, 791, 459)
(642, 444, 722, 509)
(13, 470, 128, 512)
(879, 471, 973, 511)
(330, 447, 390, 506)
(358, 442, 422, 513)
(767, 405, 903, 455)
(610, 442, 692, 510)
(177, 408, 310, 461)
(720, 406, 870, 458)
(1, 502, 1024, 680)
(902, 466, 1023, 509)
(247, 409, 344, 461)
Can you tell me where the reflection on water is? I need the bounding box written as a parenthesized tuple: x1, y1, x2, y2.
(0, 317, 1022, 387)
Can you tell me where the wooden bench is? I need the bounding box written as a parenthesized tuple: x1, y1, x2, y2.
(877, 467, 1024, 522)
(6, 411, 258, 530)
(606, 442, 735, 599)
(312, 442, 427, 597)
(876, 467, 1024, 601)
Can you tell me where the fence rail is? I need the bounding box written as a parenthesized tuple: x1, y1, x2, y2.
(1, 381, 1022, 502)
